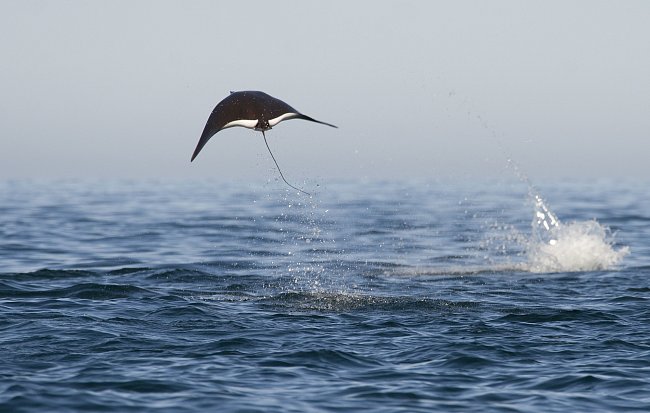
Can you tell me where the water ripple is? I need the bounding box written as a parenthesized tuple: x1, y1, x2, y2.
(0, 180, 648, 412)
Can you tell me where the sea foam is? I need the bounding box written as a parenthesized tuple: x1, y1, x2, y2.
(525, 194, 629, 273)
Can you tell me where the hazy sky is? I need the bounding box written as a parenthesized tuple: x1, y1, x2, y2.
(1, 1, 648, 182)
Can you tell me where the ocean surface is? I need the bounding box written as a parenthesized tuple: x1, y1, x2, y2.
(1, 178, 648, 412)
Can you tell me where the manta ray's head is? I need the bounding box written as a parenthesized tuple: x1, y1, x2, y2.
(255, 118, 271, 131)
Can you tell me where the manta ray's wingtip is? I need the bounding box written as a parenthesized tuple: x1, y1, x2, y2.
(190, 147, 201, 162)
(295, 114, 338, 129)
(319, 120, 338, 129)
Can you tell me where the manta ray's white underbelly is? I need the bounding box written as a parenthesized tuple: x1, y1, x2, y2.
(268, 113, 299, 127)
(223, 113, 300, 130)
(223, 119, 258, 129)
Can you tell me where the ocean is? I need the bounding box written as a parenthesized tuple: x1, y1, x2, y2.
(1, 178, 648, 412)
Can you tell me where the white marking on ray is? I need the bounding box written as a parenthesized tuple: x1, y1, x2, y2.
(268, 113, 300, 127)
(223, 119, 258, 129)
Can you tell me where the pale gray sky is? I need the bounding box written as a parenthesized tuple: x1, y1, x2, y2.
(1, 1, 648, 182)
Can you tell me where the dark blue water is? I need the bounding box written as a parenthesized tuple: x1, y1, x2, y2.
(1, 179, 649, 412)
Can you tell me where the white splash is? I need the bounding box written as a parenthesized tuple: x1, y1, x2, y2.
(439, 90, 629, 274)
(525, 194, 629, 273)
